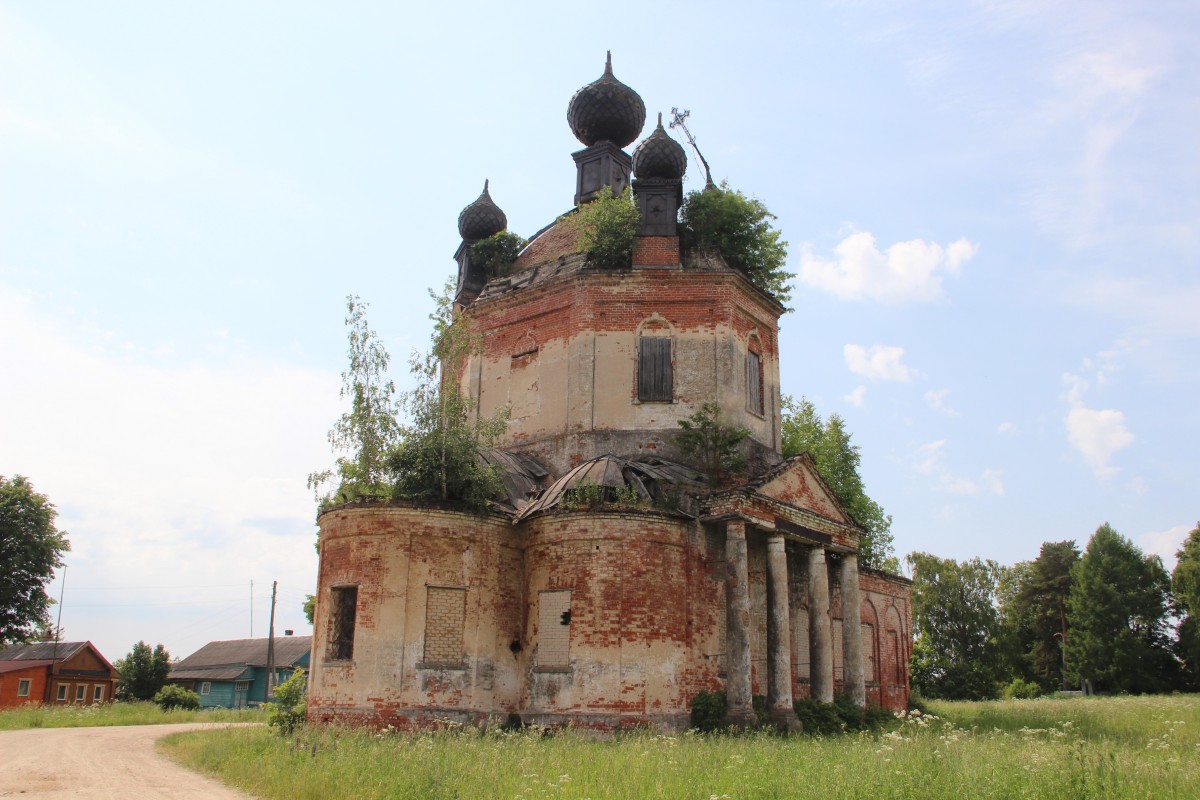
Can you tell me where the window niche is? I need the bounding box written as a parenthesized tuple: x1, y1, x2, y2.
(327, 585, 359, 662)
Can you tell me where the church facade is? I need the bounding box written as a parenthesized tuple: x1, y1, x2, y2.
(307, 56, 911, 731)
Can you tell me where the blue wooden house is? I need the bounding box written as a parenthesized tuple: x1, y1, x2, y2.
(169, 635, 310, 709)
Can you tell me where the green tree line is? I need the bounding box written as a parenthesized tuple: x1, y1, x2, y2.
(909, 521, 1200, 699)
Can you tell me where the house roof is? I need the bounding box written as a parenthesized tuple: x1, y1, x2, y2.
(171, 636, 312, 676)
(0, 658, 55, 675)
(0, 641, 88, 663)
(169, 667, 250, 681)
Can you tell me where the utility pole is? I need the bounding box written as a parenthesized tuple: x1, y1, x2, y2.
(46, 565, 66, 704)
(265, 580, 277, 703)
(250, 579, 254, 638)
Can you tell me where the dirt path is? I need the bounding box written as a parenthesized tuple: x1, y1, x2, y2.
(0, 723, 258, 799)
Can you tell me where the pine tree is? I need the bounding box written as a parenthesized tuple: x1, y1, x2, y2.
(1067, 523, 1177, 693)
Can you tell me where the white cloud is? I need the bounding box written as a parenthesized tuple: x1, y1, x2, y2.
(1062, 351, 1135, 479)
(799, 231, 977, 304)
(845, 385, 867, 407)
(1065, 407, 1134, 479)
(0, 285, 341, 659)
(997, 421, 1018, 435)
(1139, 523, 1191, 571)
(844, 344, 915, 382)
(924, 389, 959, 416)
(912, 440, 1003, 496)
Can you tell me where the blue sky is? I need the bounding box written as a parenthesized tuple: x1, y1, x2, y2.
(2, 1, 1197, 663)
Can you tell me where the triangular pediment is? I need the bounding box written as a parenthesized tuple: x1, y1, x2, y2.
(749, 453, 853, 525)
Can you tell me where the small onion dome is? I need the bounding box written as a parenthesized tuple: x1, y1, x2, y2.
(457, 180, 507, 242)
(566, 51, 646, 148)
(632, 113, 687, 180)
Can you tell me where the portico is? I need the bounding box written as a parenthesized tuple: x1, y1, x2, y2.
(703, 453, 870, 729)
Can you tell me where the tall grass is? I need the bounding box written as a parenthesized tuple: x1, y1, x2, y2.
(161, 695, 1200, 800)
(0, 700, 263, 730)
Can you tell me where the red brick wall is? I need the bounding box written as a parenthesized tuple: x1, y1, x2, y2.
(632, 236, 681, 266)
(0, 666, 47, 708)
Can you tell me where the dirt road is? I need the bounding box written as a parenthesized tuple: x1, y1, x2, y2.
(0, 724, 257, 799)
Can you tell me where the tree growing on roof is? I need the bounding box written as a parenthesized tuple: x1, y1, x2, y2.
(680, 182, 792, 306)
(675, 400, 750, 488)
(0, 475, 70, 645)
(388, 281, 506, 510)
(307, 295, 403, 509)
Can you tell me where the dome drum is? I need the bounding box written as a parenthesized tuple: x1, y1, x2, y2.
(572, 141, 633, 206)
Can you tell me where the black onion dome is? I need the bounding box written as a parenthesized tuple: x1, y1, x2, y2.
(566, 51, 646, 148)
(457, 180, 507, 241)
(633, 113, 687, 180)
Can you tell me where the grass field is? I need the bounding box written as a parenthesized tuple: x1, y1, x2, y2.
(0, 700, 263, 729)
(158, 694, 1200, 799)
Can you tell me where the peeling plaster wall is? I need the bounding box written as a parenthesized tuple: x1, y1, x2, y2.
(308, 505, 522, 727)
(460, 268, 783, 474)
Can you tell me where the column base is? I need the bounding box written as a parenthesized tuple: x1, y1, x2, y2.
(769, 707, 802, 734)
(726, 707, 760, 729)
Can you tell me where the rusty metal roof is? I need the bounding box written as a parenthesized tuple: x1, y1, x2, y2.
(513, 454, 705, 522)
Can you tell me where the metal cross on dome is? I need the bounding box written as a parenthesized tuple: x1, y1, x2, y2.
(669, 107, 715, 190)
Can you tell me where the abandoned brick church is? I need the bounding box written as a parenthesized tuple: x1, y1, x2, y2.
(308, 55, 912, 730)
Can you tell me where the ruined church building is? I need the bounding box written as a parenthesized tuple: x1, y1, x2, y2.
(309, 55, 912, 731)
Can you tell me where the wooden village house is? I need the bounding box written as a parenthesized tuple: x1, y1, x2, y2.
(169, 635, 311, 709)
(0, 641, 118, 708)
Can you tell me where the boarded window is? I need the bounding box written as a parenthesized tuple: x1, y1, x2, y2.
(538, 590, 572, 668)
(747, 350, 764, 415)
(327, 586, 358, 661)
(638, 337, 673, 402)
(423, 586, 467, 664)
(17, 679, 30, 697)
(862, 623, 876, 682)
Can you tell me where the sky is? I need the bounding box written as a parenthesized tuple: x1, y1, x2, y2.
(2, 1, 1197, 664)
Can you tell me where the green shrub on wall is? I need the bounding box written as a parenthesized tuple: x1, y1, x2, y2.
(568, 186, 638, 268)
(470, 230, 526, 277)
(680, 182, 792, 306)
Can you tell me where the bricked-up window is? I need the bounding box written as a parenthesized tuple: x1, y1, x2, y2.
(327, 585, 358, 661)
(17, 679, 30, 697)
(423, 586, 467, 665)
(638, 337, 673, 402)
(746, 349, 764, 415)
(537, 590, 572, 668)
